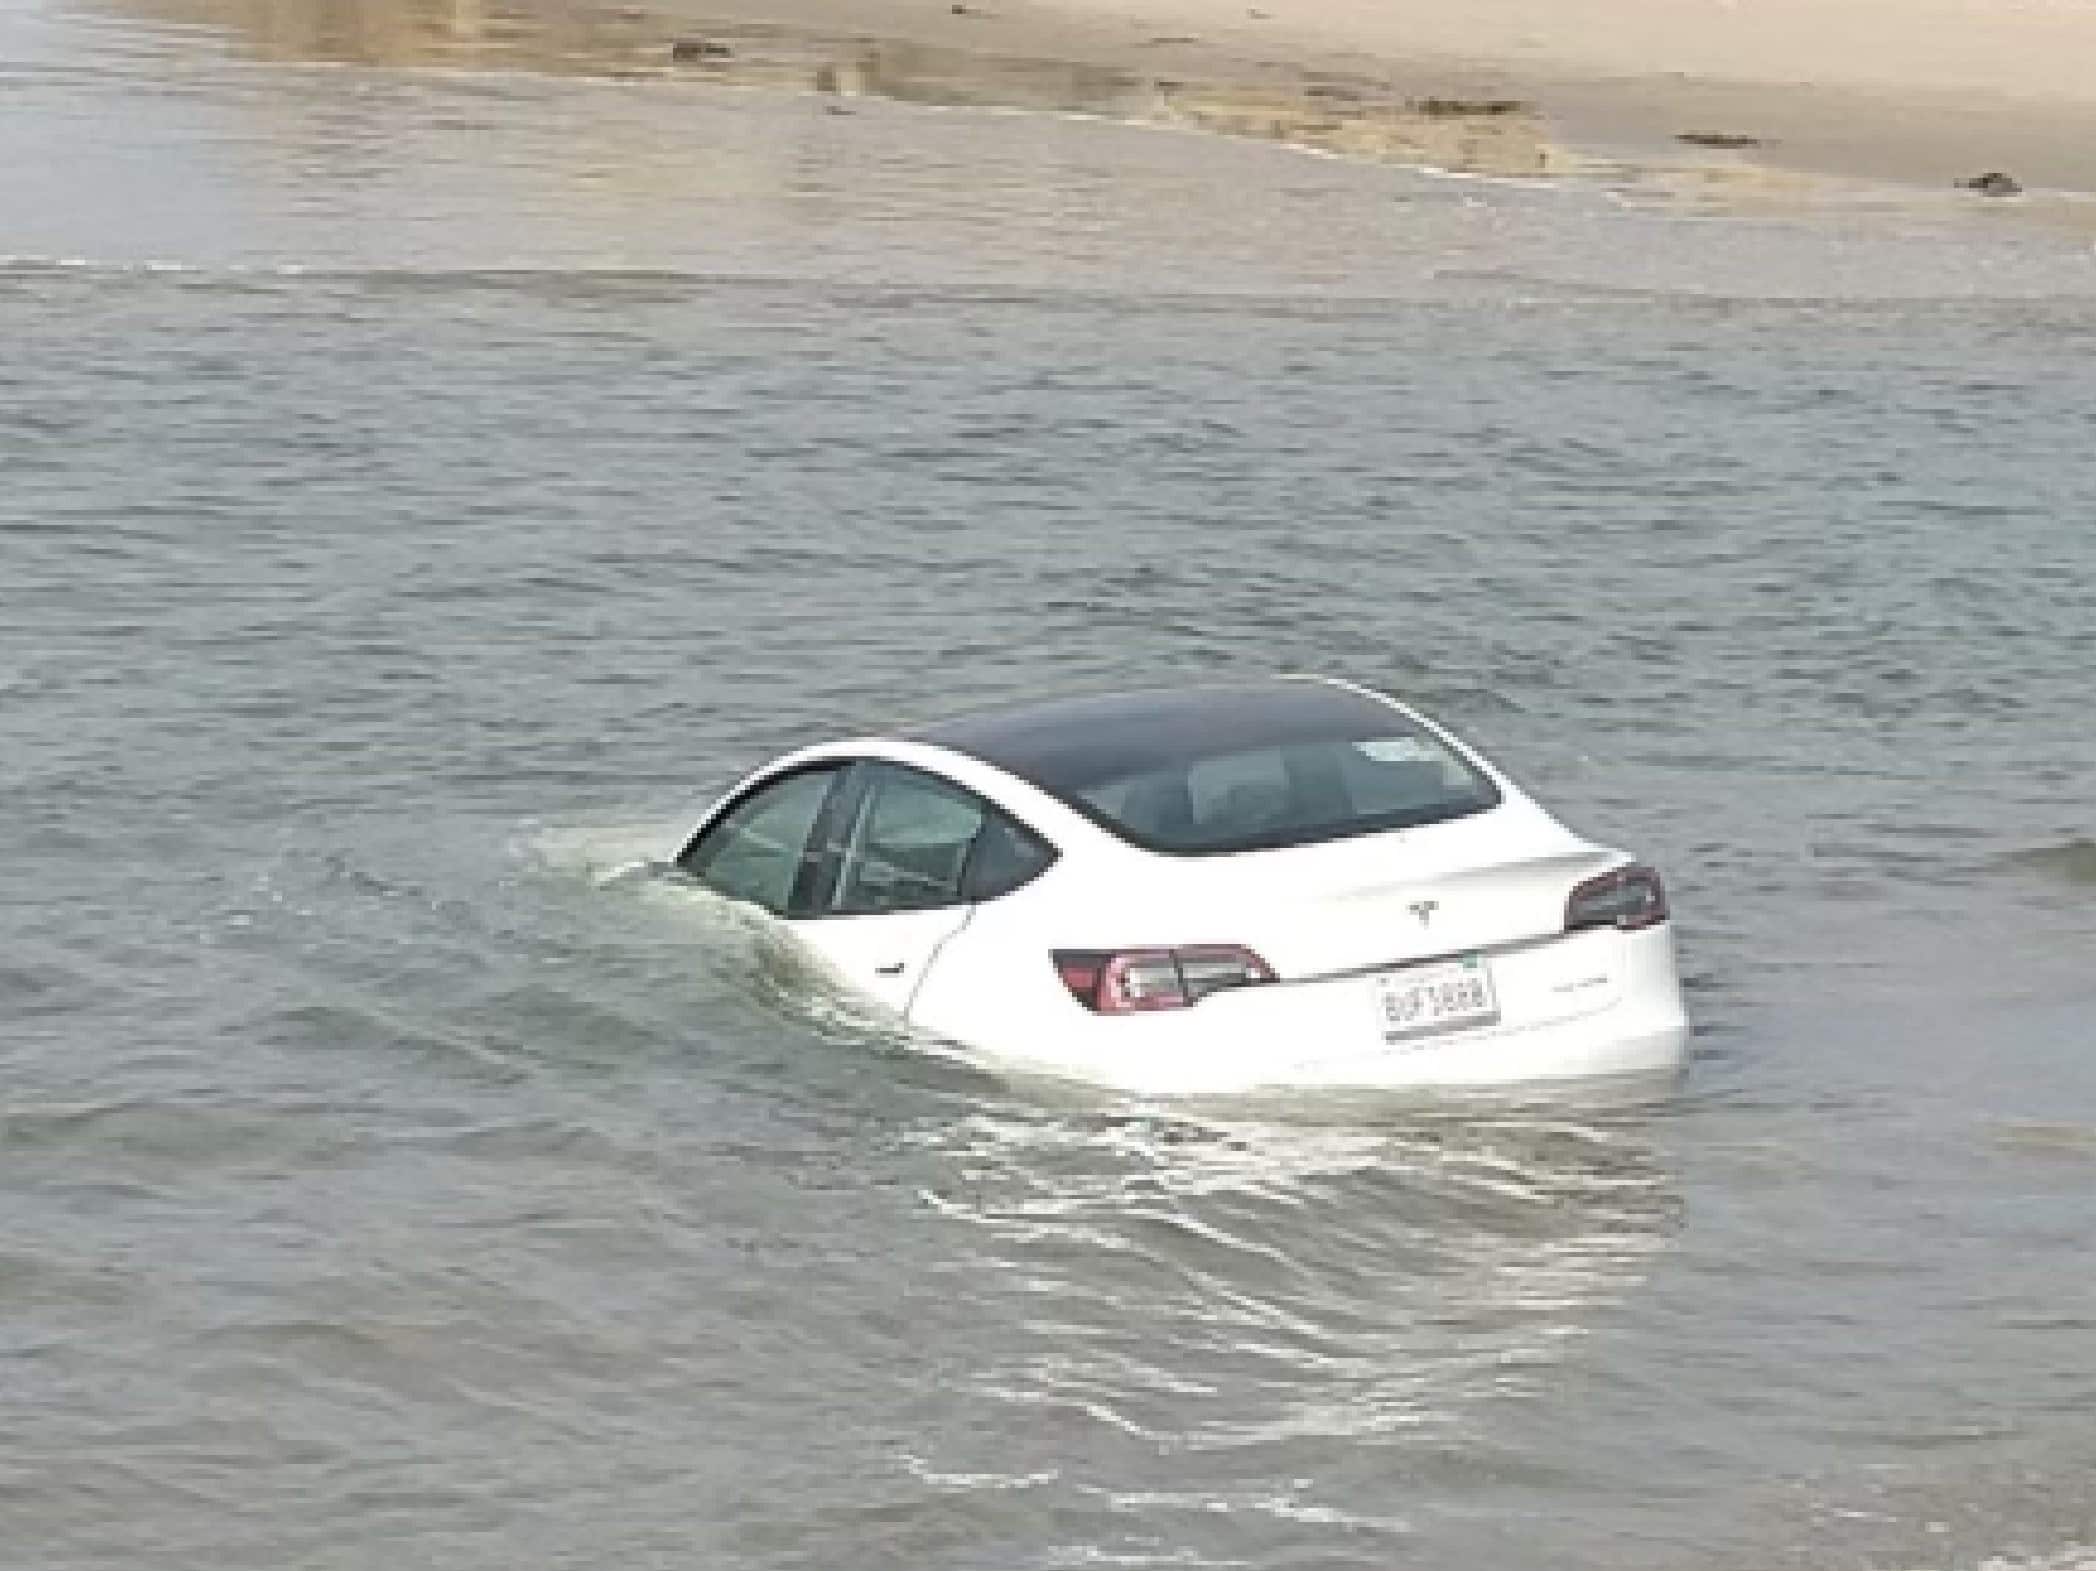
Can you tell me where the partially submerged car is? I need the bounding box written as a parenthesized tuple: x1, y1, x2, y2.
(674, 677, 1688, 1093)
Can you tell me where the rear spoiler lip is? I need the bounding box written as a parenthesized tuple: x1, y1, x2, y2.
(1278, 918, 1647, 988)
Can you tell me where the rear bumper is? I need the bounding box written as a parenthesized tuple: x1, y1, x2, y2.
(964, 925, 1689, 1095)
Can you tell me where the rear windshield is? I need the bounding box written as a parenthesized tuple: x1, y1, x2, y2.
(1069, 723, 1500, 855)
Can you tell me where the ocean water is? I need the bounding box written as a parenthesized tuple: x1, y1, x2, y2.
(4, 1, 2095, 1566)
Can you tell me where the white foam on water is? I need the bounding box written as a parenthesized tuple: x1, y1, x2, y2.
(527, 817, 951, 1055)
(1970, 1550, 2096, 1571)
(523, 819, 683, 888)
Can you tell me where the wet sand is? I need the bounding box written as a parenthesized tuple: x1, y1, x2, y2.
(105, 0, 2096, 210)
(724, 0, 2096, 197)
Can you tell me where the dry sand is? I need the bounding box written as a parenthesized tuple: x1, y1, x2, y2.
(1042, 0, 2096, 104)
(123, 0, 2096, 205)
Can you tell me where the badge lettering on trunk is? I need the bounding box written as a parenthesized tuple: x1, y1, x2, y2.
(1409, 900, 1438, 926)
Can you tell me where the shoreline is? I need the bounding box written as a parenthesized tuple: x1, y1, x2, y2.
(105, 0, 2096, 220)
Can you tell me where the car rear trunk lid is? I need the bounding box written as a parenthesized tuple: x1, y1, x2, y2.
(1149, 812, 1626, 978)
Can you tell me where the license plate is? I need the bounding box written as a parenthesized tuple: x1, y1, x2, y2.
(1372, 955, 1499, 1043)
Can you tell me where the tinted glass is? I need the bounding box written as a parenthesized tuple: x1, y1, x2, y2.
(916, 680, 1502, 853)
(680, 768, 838, 915)
(962, 812, 1057, 902)
(830, 766, 986, 916)
(1074, 727, 1498, 854)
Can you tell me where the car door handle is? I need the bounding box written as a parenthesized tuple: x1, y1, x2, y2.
(874, 962, 906, 977)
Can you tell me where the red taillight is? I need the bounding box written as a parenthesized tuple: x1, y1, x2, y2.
(1565, 864, 1669, 932)
(1052, 945, 1277, 1014)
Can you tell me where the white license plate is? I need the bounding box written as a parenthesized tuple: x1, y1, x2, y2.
(1372, 955, 1499, 1043)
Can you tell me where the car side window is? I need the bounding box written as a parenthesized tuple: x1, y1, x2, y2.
(830, 765, 987, 916)
(962, 811, 1056, 903)
(680, 767, 840, 916)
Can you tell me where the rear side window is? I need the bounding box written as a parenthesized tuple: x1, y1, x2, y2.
(1077, 728, 1498, 854)
(827, 764, 1056, 916)
(679, 767, 840, 915)
(962, 812, 1056, 903)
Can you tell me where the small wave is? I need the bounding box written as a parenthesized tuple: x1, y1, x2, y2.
(2001, 837, 2096, 885)
(6, 253, 1408, 314)
(1989, 1119, 2096, 1160)
(1092, 1484, 1411, 1537)
(898, 1453, 1060, 1494)
(1972, 1550, 2096, 1571)
(0, 255, 809, 295)
(554, 822, 942, 1054)
(0, 255, 280, 276)
(524, 820, 686, 886)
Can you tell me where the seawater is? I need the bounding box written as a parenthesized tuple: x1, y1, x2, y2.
(3, 0, 2095, 1565)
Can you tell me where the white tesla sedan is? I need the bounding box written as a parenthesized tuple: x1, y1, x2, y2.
(673, 677, 1689, 1093)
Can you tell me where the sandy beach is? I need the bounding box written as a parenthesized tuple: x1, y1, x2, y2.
(112, 0, 2096, 209)
(711, 0, 2096, 197)
(1040, 0, 2096, 104)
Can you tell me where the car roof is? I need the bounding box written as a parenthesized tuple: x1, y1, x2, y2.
(910, 677, 1404, 794)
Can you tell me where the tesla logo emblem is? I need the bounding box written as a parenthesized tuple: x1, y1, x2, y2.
(1409, 900, 1438, 926)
